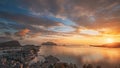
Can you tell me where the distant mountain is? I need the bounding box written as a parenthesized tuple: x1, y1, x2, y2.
(102, 42, 120, 48)
(90, 42, 120, 48)
(41, 42, 57, 46)
(0, 40, 21, 47)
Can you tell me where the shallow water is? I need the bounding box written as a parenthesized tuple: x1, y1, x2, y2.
(38, 45, 120, 68)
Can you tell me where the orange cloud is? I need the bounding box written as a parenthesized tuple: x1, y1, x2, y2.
(15, 29, 30, 37)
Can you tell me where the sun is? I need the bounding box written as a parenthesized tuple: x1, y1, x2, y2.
(105, 38, 114, 43)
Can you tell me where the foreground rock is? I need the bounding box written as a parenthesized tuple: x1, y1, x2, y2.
(30, 55, 77, 68)
(0, 40, 40, 68)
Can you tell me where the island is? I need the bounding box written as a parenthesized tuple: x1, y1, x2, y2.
(90, 42, 120, 48)
(41, 41, 57, 46)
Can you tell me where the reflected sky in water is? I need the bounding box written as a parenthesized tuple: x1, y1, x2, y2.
(39, 46, 120, 68)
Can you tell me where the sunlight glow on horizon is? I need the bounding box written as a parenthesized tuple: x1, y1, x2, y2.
(105, 38, 115, 43)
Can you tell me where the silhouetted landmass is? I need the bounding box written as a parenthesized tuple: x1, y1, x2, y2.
(41, 42, 57, 46)
(90, 42, 120, 48)
(0, 40, 21, 47)
(0, 40, 79, 68)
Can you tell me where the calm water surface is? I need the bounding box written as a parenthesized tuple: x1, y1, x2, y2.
(38, 46, 120, 68)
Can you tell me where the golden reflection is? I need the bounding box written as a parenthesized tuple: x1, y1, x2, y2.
(40, 46, 120, 64)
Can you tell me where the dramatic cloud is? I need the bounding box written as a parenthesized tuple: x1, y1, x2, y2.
(0, 11, 61, 27)
(0, 0, 120, 44)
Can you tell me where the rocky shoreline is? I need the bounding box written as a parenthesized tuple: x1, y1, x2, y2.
(0, 41, 78, 68)
(0, 41, 120, 68)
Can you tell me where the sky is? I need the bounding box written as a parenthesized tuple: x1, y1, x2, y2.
(0, 0, 120, 45)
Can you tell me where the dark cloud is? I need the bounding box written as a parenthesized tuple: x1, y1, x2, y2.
(21, 0, 62, 14)
(64, 0, 120, 26)
(0, 36, 13, 43)
(1, 0, 120, 30)
(0, 11, 61, 27)
(4, 32, 12, 37)
(0, 21, 26, 31)
(59, 0, 120, 35)
(0, 11, 64, 36)
(0, 22, 8, 29)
